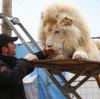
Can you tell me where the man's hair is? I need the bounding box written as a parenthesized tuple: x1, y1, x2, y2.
(0, 43, 8, 54)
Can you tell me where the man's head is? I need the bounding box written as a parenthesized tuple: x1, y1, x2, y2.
(0, 34, 18, 56)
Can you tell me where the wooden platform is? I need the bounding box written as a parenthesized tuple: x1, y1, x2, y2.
(34, 59, 100, 99)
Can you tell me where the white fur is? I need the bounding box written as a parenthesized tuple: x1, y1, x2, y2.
(39, 4, 100, 61)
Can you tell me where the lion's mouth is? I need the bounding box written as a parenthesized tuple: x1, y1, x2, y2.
(52, 48, 63, 55)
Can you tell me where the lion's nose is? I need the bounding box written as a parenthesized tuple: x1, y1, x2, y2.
(47, 44, 53, 48)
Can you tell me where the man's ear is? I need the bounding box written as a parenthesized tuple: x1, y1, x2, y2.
(2, 47, 8, 53)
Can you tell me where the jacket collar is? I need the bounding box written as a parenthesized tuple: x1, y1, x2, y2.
(0, 54, 17, 67)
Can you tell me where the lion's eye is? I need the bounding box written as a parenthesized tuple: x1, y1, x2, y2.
(55, 30, 59, 34)
(48, 28, 52, 32)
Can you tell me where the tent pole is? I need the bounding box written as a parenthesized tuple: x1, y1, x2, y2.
(2, 0, 12, 36)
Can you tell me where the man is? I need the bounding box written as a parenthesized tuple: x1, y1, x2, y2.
(0, 34, 55, 99)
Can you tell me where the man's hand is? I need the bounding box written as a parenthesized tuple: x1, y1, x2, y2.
(24, 54, 38, 62)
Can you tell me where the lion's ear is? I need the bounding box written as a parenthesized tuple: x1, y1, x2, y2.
(60, 17, 73, 26)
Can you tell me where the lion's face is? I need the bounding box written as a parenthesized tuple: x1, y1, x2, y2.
(45, 24, 66, 54)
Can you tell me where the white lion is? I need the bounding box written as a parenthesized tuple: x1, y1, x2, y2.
(39, 4, 100, 61)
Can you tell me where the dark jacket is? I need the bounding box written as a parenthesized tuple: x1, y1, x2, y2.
(0, 51, 48, 99)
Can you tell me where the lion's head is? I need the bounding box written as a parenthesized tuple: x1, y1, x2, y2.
(39, 4, 91, 59)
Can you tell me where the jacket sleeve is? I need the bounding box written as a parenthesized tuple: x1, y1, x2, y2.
(34, 51, 48, 60)
(0, 59, 34, 85)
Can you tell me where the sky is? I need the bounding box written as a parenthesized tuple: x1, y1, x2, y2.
(0, 0, 100, 43)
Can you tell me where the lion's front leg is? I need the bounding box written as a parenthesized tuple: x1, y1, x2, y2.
(72, 49, 88, 60)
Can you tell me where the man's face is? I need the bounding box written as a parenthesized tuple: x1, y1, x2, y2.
(2, 42, 16, 57)
(7, 42, 16, 56)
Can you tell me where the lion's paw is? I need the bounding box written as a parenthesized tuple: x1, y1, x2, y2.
(72, 51, 88, 60)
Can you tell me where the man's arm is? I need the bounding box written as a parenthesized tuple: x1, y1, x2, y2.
(34, 51, 48, 59)
(0, 58, 34, 85)
(34, 48, 56, 59)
